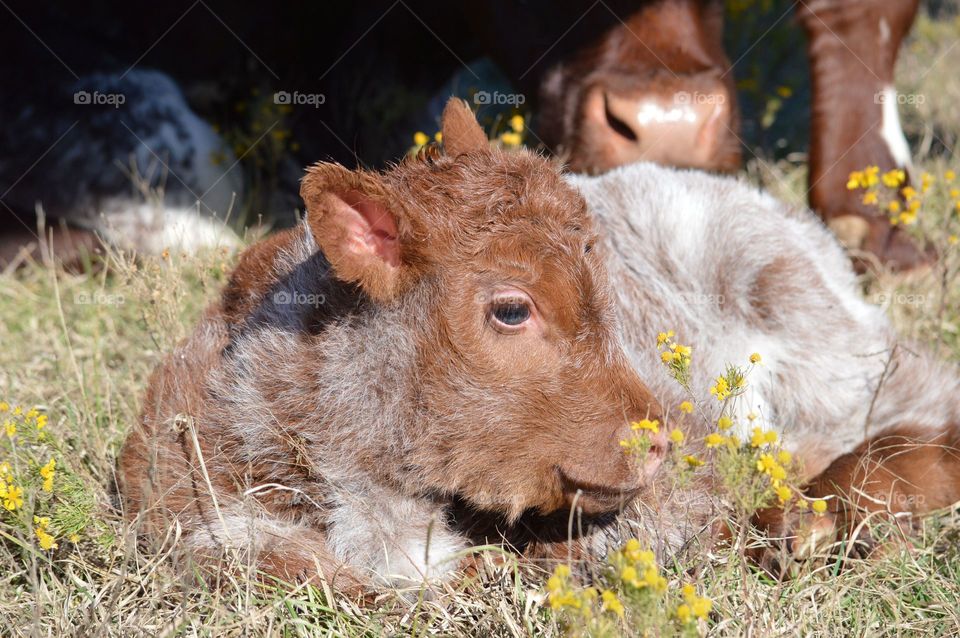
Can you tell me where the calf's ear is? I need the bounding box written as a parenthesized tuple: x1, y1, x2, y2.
(300, 163, 410, 301)
(442, 98, 489, 157)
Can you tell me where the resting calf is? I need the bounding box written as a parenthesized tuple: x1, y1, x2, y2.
(120, 99, 960, 594)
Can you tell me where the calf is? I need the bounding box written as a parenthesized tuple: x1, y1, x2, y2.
(121, 100, 960, 594)
(118, 99, 665, 592)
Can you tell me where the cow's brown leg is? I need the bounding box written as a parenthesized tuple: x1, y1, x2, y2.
(753, 423, 960, 571)
(796, 0, 929, 273)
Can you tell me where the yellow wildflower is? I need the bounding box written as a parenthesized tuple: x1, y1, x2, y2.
(509, 114, 524, 133)
(775, 484, 792, 504)
(24, 408, 38, 421)
(750, 427, 777, 447)
(679, 401, 694, 414)
(631, 418, 660, 434)
(68, 533, 80, 543)
(684, 454, 704, 467)
(678, 583, 712, 622)
(12, 406, 21, 416)
(709, 376, 730, 401)
(902, 185, 918, 200)
(950, 187, 960, 198)
(0, 401, 8, 412)
(36, 414, 48, 431)
(705, 433, 725, 448)
(600, 589, 624, 617)
(949, 235, 958, 246)
(657, 330, 675, 346)
(846, 170, 863, 190)
(888, 200, 901, 213)
(862, 191, 878, 205)
(434, 131, 443, 143)
(691, 597, 712, 620)
(4, 420, 14, 438)
(40, 458, 56, 493)
(812, 499, 828, 515)
(777, 449, 793, 464)
(717, 415, 733, 431)
(946, 169, 956, 182)
(921, 172, 935, 192)
(35, 526, 58, 551)
(412, 131, 429, 147)
(499, 132, 522, 147)
(749, 352, 762, 364)
(881, 169, 906, 188)
(3, 484, 23, 510)
(669, 428, 685, 444)
(661, 351, 674, 364)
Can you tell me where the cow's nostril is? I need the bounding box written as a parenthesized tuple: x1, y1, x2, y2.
(604, 95, 639, 142)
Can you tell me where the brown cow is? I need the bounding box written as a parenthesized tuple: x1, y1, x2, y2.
(518, 0, 926, 271)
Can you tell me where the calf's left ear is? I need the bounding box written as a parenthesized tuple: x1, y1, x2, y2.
(300, 162, 411, 301)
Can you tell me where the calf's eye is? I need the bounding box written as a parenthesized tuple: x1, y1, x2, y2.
(492, 302, 530, 327)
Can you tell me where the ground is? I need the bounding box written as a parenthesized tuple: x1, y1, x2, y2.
(1, 8, 960, 638)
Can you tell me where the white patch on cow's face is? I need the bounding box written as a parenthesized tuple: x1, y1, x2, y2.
(879, 86, 913, 169)
(879, 17, 891, 45)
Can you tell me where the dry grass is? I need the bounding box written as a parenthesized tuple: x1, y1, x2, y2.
(2, 9, 960, 638)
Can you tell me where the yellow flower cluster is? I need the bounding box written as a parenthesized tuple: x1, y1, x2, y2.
(620, 419, 660, 457)
(498, 114, 525, 148)
(546, 564, 623, 621)
(0, 460, 21, 511)
(657, 331, 693, 385)
(0, 402, 81, 551)
(846, 165, 882, 190)
(616, 539, 668, 592)
(40, 458, 56, 493)
(709, 365, 745, 403)
(676, 583, 712, 624)
(412, 130, 443, 150)
(545, 539, 714, 633)
(846, 165, 942, 226)
(34, 516, 57, 551)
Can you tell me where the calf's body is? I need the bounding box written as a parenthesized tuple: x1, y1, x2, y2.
(120, 103, 960, 593)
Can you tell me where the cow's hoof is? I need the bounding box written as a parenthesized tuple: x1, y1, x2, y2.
(827, 214, 935, 275)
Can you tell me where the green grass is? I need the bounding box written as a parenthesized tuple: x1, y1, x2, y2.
(2, 8, 960, 637)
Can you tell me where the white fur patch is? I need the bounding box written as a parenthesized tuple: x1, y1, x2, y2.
(879, 86, 912, 169)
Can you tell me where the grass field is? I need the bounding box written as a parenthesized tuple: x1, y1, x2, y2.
(2, 9, 960, 638)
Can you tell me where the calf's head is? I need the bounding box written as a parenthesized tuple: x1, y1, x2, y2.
(300, 99, 664, 520)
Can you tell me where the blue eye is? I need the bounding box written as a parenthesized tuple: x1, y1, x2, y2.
(492, 302, 530, 326)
